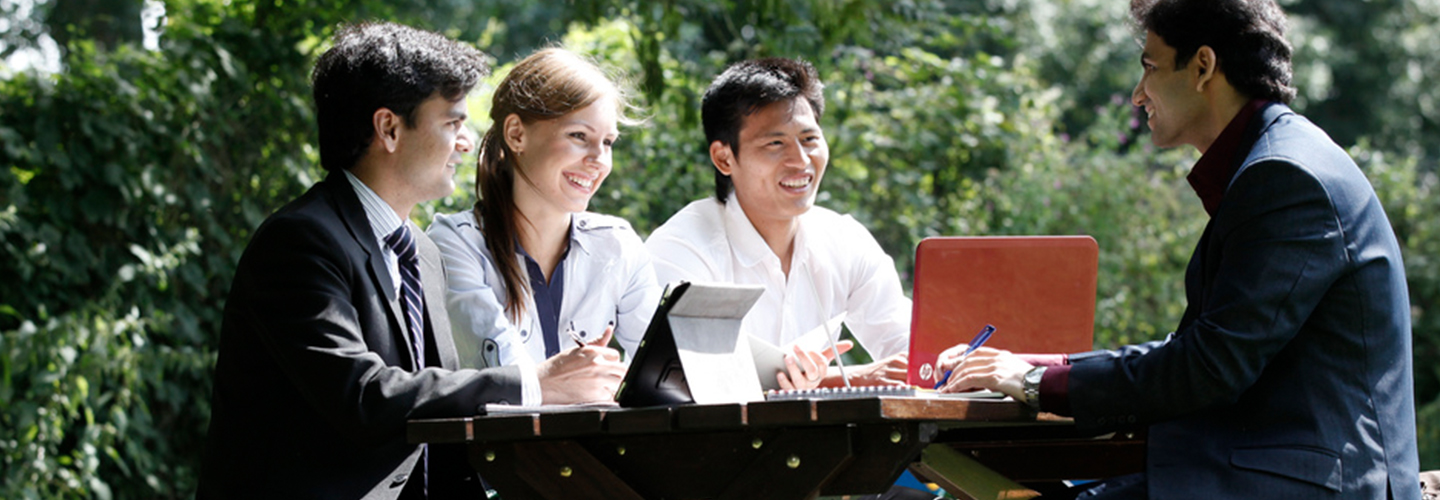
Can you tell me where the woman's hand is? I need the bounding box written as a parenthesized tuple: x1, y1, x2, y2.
(537, 326, 625, 404)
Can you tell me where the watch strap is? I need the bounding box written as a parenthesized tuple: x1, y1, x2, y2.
(1022, 366, 1046, 410)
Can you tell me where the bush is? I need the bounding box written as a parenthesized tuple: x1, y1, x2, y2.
(0, 306, 212, 499)
(0, 11, 315, 498)
(2, 3, 1436, 497)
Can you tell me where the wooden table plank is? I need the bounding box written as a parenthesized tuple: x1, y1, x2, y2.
(604, 406, 673, 434)
(675, 402, 747, 430)
(536, 410, 608, 439)
(471, 414, 540, 440)
(407, 417, 472, 444)
(811, 397, 1035, 424)
(746, 399, 815, 426)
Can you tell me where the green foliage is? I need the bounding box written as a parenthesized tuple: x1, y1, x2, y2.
(1285, 0, 1440, 159)
(2, 1, 1437, 497)
(0, 306, 209, 500)
(0, 22, 299, 500)
(974, 103, 1202, 347)
(0, 0, 358, 495)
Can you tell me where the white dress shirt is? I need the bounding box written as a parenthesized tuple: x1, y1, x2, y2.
(645, 195, 911, 359)
(345, 170, 542, 405)
(428, 209, 660, 375)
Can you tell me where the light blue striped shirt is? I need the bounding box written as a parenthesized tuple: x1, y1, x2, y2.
(343, 170, 403, 299)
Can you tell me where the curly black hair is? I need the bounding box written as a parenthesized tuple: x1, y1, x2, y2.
(311, 22, 489, 172)
(1131, 0, 1296, 103)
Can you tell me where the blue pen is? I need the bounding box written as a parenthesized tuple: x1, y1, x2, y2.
(933, 324, 997, 389)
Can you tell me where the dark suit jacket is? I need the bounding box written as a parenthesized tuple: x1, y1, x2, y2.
(1068, 104, 1419, 499)
(198, 171, 521, 499)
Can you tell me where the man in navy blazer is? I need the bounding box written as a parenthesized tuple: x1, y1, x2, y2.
(938, 1, 1420, 498)
(198, 22, 626, 499)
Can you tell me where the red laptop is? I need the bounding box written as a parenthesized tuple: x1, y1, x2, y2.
(906, 236, 1099, 386)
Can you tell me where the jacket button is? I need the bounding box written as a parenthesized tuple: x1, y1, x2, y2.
(496, 399, 510, 405)
(392, 473, 408, 485)
(579, 219, 588, 228)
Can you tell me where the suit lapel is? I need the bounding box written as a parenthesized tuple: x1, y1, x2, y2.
(415, 226, 459, 370)
(324, 171, 419, 370)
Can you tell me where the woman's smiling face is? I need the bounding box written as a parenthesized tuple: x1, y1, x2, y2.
(511, 94, 620, 218)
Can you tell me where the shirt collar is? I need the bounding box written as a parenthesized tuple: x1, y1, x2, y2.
(343, 169, 405, 241)
(511, 215, 580, 262)
(1186, 99, 1270, 216)
(721, 193, 809, 270)
(566, 214, 593, 257)
(723, 193, 781, 268)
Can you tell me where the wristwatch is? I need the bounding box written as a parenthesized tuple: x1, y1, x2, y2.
(1021, 366, 1046, 410)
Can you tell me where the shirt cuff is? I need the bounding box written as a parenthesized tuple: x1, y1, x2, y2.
(1018, 353, 1069, 367)
(518, 362, 542, 406)
(1038, 364, 1072, 416)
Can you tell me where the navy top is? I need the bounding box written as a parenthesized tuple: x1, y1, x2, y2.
(517, 243, 569, 358)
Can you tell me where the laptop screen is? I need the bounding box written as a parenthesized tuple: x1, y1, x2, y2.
(906, 236, 1099, 386)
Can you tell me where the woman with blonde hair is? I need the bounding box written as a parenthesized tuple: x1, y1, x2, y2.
(429, 48, 658, 396)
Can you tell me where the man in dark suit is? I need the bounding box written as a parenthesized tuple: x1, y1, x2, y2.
(198, 22, 625, 499)
(937, 1, 1420, 498)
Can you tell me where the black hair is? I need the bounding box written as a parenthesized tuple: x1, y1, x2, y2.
(1131, 0, 1296, 103)
(700, 58, 825, 202)
(311, 21, 489, 172)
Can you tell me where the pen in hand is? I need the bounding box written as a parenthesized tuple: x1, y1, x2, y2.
(933, 324, 996, 390)
(567, 321, 614, 349)
(566, 321, 588, 349)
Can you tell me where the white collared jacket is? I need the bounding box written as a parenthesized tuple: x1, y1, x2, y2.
(429, 210, 660, 369)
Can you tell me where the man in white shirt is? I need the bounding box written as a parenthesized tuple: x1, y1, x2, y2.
(646, 58, 911, 388)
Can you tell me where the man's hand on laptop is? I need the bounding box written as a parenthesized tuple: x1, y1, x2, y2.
(832, 352, 909, 387)
(777, 344, 835, 391)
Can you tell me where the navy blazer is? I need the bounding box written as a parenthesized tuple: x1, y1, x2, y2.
(1068, 104, 1419, 499)
(198, 171, 522, 499)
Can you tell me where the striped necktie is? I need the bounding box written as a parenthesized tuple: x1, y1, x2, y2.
(384, 225, 426, 367)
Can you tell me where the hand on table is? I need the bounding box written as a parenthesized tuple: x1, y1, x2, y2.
(934, 345, 1033, 402)
(537, 325, 626, 404)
